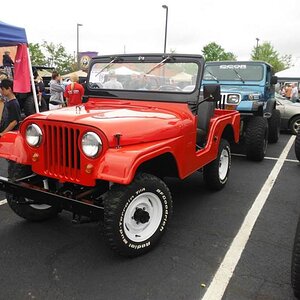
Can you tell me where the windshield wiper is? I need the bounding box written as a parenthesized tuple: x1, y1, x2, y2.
(232, 69, 245, 83)
(146, 56, 172, 75)
(96, 57, 120, 76)
(205, 70, 219, 82)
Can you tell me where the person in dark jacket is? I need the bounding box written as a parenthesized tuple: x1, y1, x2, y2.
(2, 51, 14, 67)
(0, 79, 22, 136)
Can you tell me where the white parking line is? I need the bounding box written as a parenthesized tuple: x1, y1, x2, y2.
(0, 199, 7, 206)
(232, 153, 299, 163)
(201, 135, 296, 300)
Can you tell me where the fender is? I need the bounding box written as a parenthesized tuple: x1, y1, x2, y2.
(264, 98, 276, 117)
(96, 137, 180, 184)
(0, 131, 30, 164)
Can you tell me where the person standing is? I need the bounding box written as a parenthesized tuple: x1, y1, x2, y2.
(103, 71, 123, 89)
(285, 84, 292, 100)
(64, 74, 84, 106)
(49, 70, 65, 110)
(2, 51, 14, 79)
(0, 79, 22, 137)
(291, 83, 299, 103)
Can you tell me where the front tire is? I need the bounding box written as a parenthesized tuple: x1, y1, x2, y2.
(203, 139, 231, 190)
(103, 173, 172, 257)
(268, 109, 280, 143)
(295, 132, 300, 161)
(6, 161, 60, 222)
(245, 116, 268, 161)
(292, 216, 300, 298)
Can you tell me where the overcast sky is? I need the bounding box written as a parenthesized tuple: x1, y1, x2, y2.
(3, 0, 300, 64)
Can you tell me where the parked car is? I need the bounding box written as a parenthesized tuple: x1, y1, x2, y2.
(0, 53, 240, 257)
(275, 92, 300, 134)
(203, 61, 280, 161)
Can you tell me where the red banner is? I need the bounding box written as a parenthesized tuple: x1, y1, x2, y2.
(13, 44, 30, 93)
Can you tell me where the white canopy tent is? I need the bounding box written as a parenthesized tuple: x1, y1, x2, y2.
(171, 72, 193, 82)
(114, 66, 140, 75)
(275, 64, 300, 81)
(62, 70, 87, 79)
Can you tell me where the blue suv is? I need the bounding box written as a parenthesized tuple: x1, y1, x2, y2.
(203, 61, 280, 161)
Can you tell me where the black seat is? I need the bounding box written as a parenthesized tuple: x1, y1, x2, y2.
(196, 101, 215, 147)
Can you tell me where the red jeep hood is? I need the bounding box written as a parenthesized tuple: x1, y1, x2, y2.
(32, 102, 187, 146)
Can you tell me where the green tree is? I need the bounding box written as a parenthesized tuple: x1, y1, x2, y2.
(251, 41, 292, 73)
(202, 42, 237, 62)
(28, 43, 47, 66)
(42, 41, 75, 74)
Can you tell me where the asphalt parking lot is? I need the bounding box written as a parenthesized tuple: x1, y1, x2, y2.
(0, 133, 299, 300)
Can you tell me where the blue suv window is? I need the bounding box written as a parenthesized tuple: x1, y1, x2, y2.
(204, 64, 264, 81)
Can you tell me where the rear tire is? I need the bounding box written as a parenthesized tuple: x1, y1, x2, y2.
(295, 132, 300, 162)
(103, 173, 172, 257)
(245, 117, 268, 161)
(203, 139, 231, 190)
(6, 161, 60, 222)
(268, 109, 280, 143)
(290, 116, 300, 135)
(292, 216, 300, 298)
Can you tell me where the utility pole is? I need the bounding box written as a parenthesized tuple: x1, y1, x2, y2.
(77, 23, 83, 70)
(162, 5, 168, 53)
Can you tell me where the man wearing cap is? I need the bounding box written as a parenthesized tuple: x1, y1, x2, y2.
(103, 71, 123, 89)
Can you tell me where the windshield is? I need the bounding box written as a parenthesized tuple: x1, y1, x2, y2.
(89, 60, 198, 93)
(203, 64, 264, 81)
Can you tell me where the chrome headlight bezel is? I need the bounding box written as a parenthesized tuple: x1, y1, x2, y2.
(26, 124, 43, 147)
(227, 94, 240, 104)
(81, 132, 102, 158)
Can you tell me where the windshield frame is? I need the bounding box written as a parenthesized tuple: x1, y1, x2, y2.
(86, 54, 204, 104)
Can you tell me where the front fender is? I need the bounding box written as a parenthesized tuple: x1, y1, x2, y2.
(95, 137, 181, 184)
(0, 131, 30, 164)
(264, 98, 276, 116)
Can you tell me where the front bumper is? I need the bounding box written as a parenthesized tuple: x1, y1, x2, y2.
(0, 175, 103, 218)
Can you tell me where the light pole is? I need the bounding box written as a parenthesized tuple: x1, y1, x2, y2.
(162, 5, 168, 53)
(77, 23, 83, 70)
(256, 37, 259, 48)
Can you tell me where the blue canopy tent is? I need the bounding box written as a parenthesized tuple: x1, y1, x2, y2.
(0, 21, 39, 113)
(0, 21, 28, 46)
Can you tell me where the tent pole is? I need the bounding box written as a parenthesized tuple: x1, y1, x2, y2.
(26, 47, 39, 113)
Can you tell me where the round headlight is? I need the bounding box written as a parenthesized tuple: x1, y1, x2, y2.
(26, 124, 42, 147)
(227, 94, 240, 104)
(81, 132, 102, 158)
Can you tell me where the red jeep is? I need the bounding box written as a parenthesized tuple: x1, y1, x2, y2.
(0, 54, 240, 256)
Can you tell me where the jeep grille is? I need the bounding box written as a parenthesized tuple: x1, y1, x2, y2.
(43, 124, 81, 181)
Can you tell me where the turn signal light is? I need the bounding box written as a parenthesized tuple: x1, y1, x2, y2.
(85, 163, 94, 174)
(32, 153, 39, 162)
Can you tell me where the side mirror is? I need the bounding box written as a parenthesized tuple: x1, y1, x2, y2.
(203, 84, 221, 102)
(271, 75, 278, 85)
